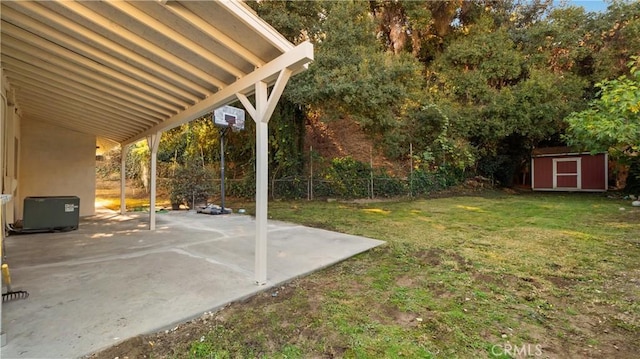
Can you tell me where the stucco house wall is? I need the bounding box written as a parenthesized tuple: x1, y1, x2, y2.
(18, 119, 96, 218)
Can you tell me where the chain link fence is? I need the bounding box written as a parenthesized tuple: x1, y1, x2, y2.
(205, 170, 459, 200)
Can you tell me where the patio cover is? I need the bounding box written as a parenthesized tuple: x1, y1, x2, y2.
(0, 0, 313, 285)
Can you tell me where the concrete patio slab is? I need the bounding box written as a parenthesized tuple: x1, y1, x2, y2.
(1, 209, 384, 359)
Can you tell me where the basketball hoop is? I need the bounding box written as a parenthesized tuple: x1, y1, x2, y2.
(210, 105, 246, 214)
(213, 105, 245, 132)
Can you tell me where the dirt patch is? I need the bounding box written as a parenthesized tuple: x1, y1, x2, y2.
(89, 335, 152, 359)
(546, 275, 576, 289)
(415, 248, 473, 271)
(449, 251, 473, 270)
(415, 247, 446, 266)
(469, 268, 640, 358)
(86, 317, 209, 359)
(390, 310, 422, 327)
(472, 272, 495, 284)
(396, 274, 415, 287)
(305, 115, 402, 174)
(555, 307, 640, 358)
(246, 284, 297, 307)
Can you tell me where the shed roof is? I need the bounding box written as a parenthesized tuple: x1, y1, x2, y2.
(1, 0, 312, 144)
(532, 146, 591, 157)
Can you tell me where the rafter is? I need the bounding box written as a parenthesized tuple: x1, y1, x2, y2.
(1, 22, 191, 108)
(163, 1, 265, 67)
(104, 1, 245, 79)
(54, 1, 228, 90)
(1, 4, 204, 102)
(8, 75, 161, 127)
(17, 93, 146, 134)
(20, 106, 134, 140)
(1, 42, 181, 114)
(3, 60, 169, 119)
(16, 87, 148, 130)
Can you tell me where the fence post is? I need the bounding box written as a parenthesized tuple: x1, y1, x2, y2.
(309, 146, 314, 201)
(410, 143, 413, 197)
(370, 145, 374, 199)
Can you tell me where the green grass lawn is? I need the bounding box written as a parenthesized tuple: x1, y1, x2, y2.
(98, 191, 640, 358)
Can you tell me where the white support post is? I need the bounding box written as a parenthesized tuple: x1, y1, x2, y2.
(260, 69, 291, 121)
(254, 80, 269, 285)
(147, 133, 161, 230)
(1, 81, 6, 347)
(255, 120, 268, 285)
(120, 144, 127, 215)
(237, 69, 292, 285)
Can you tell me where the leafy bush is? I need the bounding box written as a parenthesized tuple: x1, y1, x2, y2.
(373, 172, 407, 198)
(169, 162, 215, 208)
(226, 176, 256, 199)
(272, 176, 307, 199)
(409, 167, 464, 196)
(322, 157, 371, 198)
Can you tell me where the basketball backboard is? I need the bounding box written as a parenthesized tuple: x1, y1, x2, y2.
(213, 105, 245, 131)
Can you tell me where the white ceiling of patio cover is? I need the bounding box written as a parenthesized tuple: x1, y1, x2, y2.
(0, 0, 310, 144)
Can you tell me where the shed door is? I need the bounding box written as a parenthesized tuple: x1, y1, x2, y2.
(553, 158, 581, 190)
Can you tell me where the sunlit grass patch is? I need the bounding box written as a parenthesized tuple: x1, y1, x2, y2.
(455, 205, 487, 212)
(361, 208, 391, 215)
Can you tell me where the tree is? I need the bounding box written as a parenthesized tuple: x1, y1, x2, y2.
(584, 1, 640, 81)
(428, 1, 596, 184)
(565, 57, 640, 155)
(246, 0, 324, 44)
(285, 0, 425, 157)
(565, 56, 640, 192)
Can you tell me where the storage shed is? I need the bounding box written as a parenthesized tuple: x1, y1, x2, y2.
(531, 147, 608, 192)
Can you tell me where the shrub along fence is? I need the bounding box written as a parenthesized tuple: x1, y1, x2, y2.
(101, 154, 466, 204)
(205, 168, 462, 201)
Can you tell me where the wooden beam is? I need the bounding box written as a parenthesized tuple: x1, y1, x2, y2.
(249, 80, 270, 285)
(122, 41, 313, 145)
(259, 68, 292, 122)
(235, 93, 257, 122)
(17, 98, 142, 135)
(19, 110, 131, 141)
(121, 144, 128, 215)
(235, 69, 290, 124)
(216, 1, 293, 53)
(15, 85, 149, 129)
